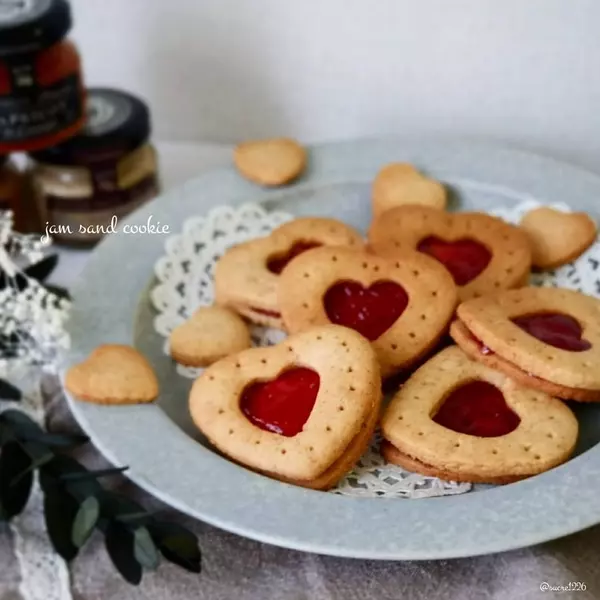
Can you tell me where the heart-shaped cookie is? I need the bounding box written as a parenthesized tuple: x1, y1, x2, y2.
(189, 325, 381, 490)
(65, 345, 159, 405)
(520, 207, 597, 270)
(450, 287, 600, 401)
(368, 205, 532, 301)
(170, 306, 251, 367)
(381, 346, 578, 483)
(215, 217, 364, 328)
(278, 246, 457, 377)
(372, 163, 447, 218)
(234, 137, 306, 186)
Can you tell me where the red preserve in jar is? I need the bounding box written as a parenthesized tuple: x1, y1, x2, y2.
(0, 0, 85, 153)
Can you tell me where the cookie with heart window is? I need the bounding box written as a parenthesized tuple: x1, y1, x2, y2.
(450, 287, 600, 401)
(278, 246, 457, 378)
(368, 205, 531, 301)
(381, 346, 578, 483)
(214, 217, 364, 329)
(188, 325, 381, 490)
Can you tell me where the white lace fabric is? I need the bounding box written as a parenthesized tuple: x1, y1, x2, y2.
(153, 200, 592, 500)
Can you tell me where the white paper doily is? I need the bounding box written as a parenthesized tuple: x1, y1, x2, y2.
(151, 200, 599, 500)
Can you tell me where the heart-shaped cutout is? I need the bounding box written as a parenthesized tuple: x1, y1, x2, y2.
(381, 346, 578, 483)
(520, 207, 597, 270)
(66, 345, 159, 405)
(240, 367, 320, 436)
(368, 205, 531, 300)
(267, 241, 322, 274)
(324, 280, 409, 341)
(189, 325, 381, 489)
(512, 313, 591, 352)
(215, 217, 364, 327)
(417, 237, 492, 286)
(433, 380, 520, 437)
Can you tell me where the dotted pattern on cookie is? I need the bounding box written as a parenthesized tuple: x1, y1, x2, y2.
(455, 287, 600, 392)
(381, 346, 578, 483)
(214, 217, 364, 328)
(278, 246, 457, 378)
(188, 325, 382, 487)
(368, 205, 532, 301)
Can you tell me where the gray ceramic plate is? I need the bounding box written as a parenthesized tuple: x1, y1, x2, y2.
(64, 139, 600, 560)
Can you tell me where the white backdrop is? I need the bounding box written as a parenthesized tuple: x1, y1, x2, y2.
(70, 0, 600, 171)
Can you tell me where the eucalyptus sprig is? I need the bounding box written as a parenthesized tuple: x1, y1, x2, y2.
(0, 385, 202, 585)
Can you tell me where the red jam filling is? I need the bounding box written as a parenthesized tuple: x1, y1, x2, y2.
(323, 280, 409, 341)
(433, 381, 520, 437)
(240, 367, 320, 437)
(267, 241, 322, 274)
(511, 313, 591, 352)
(417, 237, 492, 286)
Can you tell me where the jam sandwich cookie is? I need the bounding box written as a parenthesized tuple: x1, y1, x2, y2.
(369, 205, 531, 301)
(372, 163, 447, 218)
(519, 207, 597, 270)
(65, 345, 159, 405)
(451, 287, 600, 401)
(215, 217, 364, 328)
(170, 306, 251, 368)
(381, 346, 578, 483)
(234, 138, 307, 186)
(278, 246, 457, 378)
(189, 325, 381, 490)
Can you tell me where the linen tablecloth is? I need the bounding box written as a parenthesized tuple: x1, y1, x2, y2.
(0, 376, 599, 600)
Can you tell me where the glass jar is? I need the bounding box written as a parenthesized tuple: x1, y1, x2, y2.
(0, 155, 26, 230)
(29, 88, 160, 246)
(0, 0, 86, 153)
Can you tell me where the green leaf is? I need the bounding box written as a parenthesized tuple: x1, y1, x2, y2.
(159, 544, 201, 574)
(0, 442, 33, 520)
(0, 421, 15, 446)
(133, 526, 160, 570)
(148, 521, 201, 573)
(71, 496, 100, 548)
(115, 510, 155, 525)
(25, 254, 59, 283)
(0, 410, 43, 437)
(0, 379, 22, 401)
(97, 492, 147, 522)
(59, 466, 128, 483)
(44, 285, 71, 301)
(43, 484, 79, 561)
(10, 443, 55, 486)
(18, 430, 89, 449)
(105, 522, 142, 585)
(42, 455, 102, 501)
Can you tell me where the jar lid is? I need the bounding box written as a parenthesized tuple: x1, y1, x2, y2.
(0, 0, 72, 56)
(30, 88, 152, 165)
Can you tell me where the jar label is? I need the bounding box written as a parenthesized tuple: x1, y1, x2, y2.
(0, 71, 83, 142)
(41, 175, 160, 244)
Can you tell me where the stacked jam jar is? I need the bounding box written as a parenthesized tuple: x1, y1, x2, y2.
(0, 0, 159, 244)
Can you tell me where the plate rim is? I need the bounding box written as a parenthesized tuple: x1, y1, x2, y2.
(64, 138, 600, 560)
